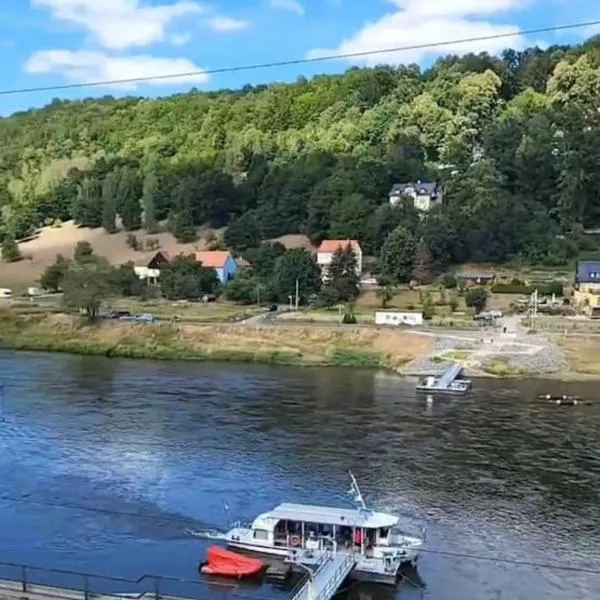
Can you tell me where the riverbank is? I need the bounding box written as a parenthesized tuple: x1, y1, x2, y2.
(0, 311, 432, 368)
(1, 310, 599, 379)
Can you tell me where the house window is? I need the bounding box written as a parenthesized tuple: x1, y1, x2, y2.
(253, 529, 269, 540)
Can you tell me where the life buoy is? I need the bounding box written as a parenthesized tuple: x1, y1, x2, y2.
(290, 535, 301, 547)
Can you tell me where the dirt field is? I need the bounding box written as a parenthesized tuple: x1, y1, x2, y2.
(0, 224, 317, 290)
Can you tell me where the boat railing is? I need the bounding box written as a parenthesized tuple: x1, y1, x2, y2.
(314, 553, 356, 600)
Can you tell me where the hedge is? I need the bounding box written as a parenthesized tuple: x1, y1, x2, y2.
(491, 281, 564, 296)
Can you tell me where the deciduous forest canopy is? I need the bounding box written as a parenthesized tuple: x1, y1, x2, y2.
(3, 39, 600, 269)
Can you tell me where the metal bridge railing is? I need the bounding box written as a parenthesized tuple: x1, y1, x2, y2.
(0, 560, 272, 600)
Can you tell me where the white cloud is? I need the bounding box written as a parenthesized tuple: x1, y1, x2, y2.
(25, 50, 209, 90)
(31, 0, 206, 50)
(268, 0, 305, 17)
(208, 16, 250, 32)
(309, 0, 531, 66)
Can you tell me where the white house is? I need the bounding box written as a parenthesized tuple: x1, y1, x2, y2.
(0, 288, 12, 299)
(375, 310, 423, 327)
(389, 182, 443, 212)
(317, 240, 362, 280)
(134, 266, 160, 285)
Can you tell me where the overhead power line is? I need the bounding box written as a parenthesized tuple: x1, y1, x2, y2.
(1, 19, 600, 97)
(0, 493, 598, 575)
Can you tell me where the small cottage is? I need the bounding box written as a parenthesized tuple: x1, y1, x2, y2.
(317, 240, 363, 279)
(194, 251, 238, 283)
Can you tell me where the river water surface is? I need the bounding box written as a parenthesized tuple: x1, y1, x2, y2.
(0, 351, 599, 600)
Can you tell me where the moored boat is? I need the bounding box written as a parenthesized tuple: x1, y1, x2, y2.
(223, 472, 424, 585)
(200, 545, 265, 578)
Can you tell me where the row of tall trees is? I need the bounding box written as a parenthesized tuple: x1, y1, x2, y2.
(4, 40, 600, 269)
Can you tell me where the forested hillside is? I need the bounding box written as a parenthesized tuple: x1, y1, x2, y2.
(3, 38, 600, 272)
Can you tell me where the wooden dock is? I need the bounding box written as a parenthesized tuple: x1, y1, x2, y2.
(415, 362, 471, 395)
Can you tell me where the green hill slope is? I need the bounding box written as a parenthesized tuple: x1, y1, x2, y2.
(2, 39, 600, 270)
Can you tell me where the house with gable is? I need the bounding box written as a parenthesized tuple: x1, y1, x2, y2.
(145, 250, 238, 284)
(389, 182, 443, 212)
(194, 251, 238, 283)
(317, 239, 363, 280)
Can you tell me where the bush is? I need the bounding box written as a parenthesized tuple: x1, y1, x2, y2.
(465, 287, 488, 313)
(144, 238, 160, 251)
(491, 280, 564, 296)
(126, 233, 141, 251)
(440, 274, 458, 289)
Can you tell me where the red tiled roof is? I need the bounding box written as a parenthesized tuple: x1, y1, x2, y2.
(317, 240, 362, 254)
(194, 251, 231, 268)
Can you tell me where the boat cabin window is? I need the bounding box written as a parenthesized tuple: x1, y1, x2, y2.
(253, 529, 269, 540)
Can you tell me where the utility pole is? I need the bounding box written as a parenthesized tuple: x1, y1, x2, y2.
(295, 278, 299, 311)
(530, 289, 538, 330)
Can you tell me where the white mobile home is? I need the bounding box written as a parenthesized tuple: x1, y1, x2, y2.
(375, 310, 423, 327)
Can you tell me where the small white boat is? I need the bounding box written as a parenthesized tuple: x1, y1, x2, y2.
(224, 473, 424, 585)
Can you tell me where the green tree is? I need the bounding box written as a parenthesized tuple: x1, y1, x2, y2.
(328, 193, 375, 242)
(62, 258, 114, 319)
(465, 287, 489, 314)
(168, 192, 196, 243)
(40, 254, 70, 292)
(101, 171, 119, 233)
(119, 169, 142, 231)
(72, 177, 103, 228)
(224, 211, 261, 251)
(412, 239, 434, 284)
(378, 226, 417, 284)
(375, 278, 396, 308)
(323, 245, 360, 303)
(113, 262, 145, 297)
(160, 254, 220, 300)
(422, 292, 435, 320)
(1, 235, 22, 262)
(273, 248, 322, 305)
(224, 272, 261, 305)
(142, 170, 160, 233)
(448, 292, 459, 313)
(74, 241, 95, 264)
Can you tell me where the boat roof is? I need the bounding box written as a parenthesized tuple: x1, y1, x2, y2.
(266, 503, 398, 529)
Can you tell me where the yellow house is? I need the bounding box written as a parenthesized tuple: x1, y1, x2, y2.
(574, 260, 600, 317)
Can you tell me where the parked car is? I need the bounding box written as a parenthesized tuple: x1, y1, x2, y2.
(135, 314, 155, 323)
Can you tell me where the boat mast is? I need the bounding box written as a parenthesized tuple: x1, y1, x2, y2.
(348, 470, 368, 511)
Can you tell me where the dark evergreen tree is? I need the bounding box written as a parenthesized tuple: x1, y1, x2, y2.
(101, 171, 118, 233)
(322, 245, 360, 303)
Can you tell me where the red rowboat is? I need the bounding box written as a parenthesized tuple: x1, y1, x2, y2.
(200, 546, 265, 578)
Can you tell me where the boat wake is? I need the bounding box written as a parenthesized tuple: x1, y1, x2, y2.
(185, 527, 227, 540)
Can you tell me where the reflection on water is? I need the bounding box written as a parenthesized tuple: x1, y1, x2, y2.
(0, 351, 599, 600)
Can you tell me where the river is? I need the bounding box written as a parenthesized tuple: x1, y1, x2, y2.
(0, 351, 598, 600)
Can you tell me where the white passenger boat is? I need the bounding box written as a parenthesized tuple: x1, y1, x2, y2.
(224, 473, 424, 585)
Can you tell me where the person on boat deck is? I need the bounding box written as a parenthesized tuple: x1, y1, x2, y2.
(353, 529, 364, 547)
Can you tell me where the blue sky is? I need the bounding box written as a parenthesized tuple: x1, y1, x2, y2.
(1, 0, 599, 116)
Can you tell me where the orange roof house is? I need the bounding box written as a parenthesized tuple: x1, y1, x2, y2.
(317, 240, 362, 254)
(147, 250, 238, 284)
(316, 239, 363, 279)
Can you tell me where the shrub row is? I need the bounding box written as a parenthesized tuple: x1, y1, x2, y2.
(491, 281, 564, 296)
